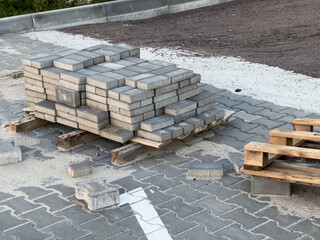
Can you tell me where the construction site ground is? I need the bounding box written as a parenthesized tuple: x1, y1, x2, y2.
(1, 0, 320, 239)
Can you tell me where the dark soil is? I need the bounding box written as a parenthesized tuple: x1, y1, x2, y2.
(61, 0, 320, 78)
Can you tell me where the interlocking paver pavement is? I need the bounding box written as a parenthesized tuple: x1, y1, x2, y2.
(0, 33, 320, 240)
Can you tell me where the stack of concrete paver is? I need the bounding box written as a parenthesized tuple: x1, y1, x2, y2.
(22, 44, 224, 144)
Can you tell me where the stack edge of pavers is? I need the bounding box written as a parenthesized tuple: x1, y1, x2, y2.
(22, 44, 224, 144)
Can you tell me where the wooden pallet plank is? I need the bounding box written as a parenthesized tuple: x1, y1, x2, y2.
(270, 129, 320, 143)
(111, 143, 146, 165)
(58, 130, 100, 150)
(245, 142, 320, 160)
(130, 137, 172, 149)
(292, 118, 320, 127)
(243, 162, 320, 186)
(244, 140, 306, 170)
(9, 116, 50, 132)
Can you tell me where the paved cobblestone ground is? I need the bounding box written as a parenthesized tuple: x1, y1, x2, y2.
(1, 33, 320, 240)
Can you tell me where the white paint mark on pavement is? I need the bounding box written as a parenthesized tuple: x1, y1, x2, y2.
(119, 187, 172, 240)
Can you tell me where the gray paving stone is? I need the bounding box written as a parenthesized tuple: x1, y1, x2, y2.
(162, 153, 193, 166)
(216, 96, 242, 107)
(233, 102, 265, 114)
(144, 187, 176, 205)
(42, 219, 87, 240)
(77, 106, 108, 122)
(289, 219, 320, 239)
(107, 230, 138, 240)
(0, 191, 14, 202)
(137, 75, 171, 91)
(125, 65, 151, 74)
(158, 197, 202, 218)
(99, 207, 133, 223)
(251, 116, 285, 128)
(31, 55, 61, 69)
(55, 205, 99, 226)
(150, 163, 186, 178)
(187, 161, 224, 180)
(34, 193, 73, 212)
(220, 128, 256, 142)
(256, 101, 289, 112)
(35, 100, 56, 115)
(229, 179, 251, 193)
(56, 87, 81, 108)
(221, 208, 267, 230)
(46, 184, 75, 198)
(1, 196, 41, 215)
(75, 178, 119, 211)
(254, 221, 301, 240)
(251, 176, 291, 195)
(0, 210, 27, 232)
(226, 193, 268, 214)
(193, 196, 236, 216)
(165, 68, 193, 83)
(177, 226, 216, 240)
(186, 210, 232, 233)
(209, 134, 245, 150)
(155, 83, 179, 96)
(75, 234, 96, 240)
(165, 100, 197, 116)
(77, 51, 104, 65)
(120, 88, 154, 103)
(112, 68, 140, 77)
(256, 206, 300, 227)
(255, 108, 287, 121)
(280, 108, 312, 118)
(216, 223, 264, 240)
(142, 174, 182, 191)
(200, 181, 240, 201)
(53, 57, 84, 71)
(111, 176, 149, 191)
(86, 74, 120, 89)
(217, 174, 244, 187)
(116, 215, 144, 238)
(4, 223, 50, 240)
(228, 118, 260, 132)
(161, 212, 196, 235)
(87, 64, 111, 73)
(188, 89, 217, 107)
(166, 185, 207, 203)
(20, 207, 63, 229)
(140, 115, 174, 132)
(93, 49, 120, 62)
(100, 127, 134, 144)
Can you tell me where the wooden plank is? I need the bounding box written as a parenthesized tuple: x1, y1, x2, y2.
(130, 137, 172, 149)
(245, 142, 320, 160)
(270, 129, 320, 142)
(244, 140, 305, 170)
(22, 107, 35, 116)
(111, 143, 146, 166)
(292, 118, 320, 127)
(222, 109, 235, 122)
(58, 130, 100, 150)
(9, 116, 50, 132)
(243, 162, 320, 186)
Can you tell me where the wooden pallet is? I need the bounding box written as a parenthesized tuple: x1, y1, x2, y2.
(242, 118, 320, 186)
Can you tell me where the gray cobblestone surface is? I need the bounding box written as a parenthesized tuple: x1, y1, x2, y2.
(1, 33, 320, 240)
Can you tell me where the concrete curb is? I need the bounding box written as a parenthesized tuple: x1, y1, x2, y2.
(0, 0, 236, 35)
